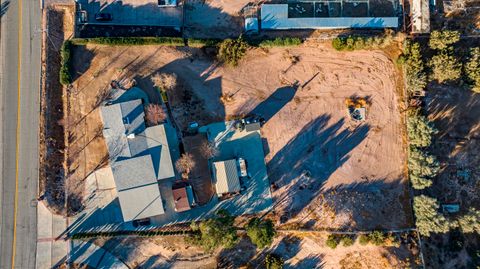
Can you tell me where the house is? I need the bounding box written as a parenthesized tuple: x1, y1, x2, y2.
(172, 183, 196, 212)
(100, 97, 176, 222)
(212, 159, 241, 197)
(260, 3, 399, 30)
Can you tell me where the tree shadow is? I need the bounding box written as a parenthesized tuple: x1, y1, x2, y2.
(267, 115, 370, 221)
(249, 84, 299, 123)
(216, 236, 257, 268)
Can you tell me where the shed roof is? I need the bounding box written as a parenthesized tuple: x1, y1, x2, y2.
(261, 4, 399, 29)
(213, 159, 241, 195)
(172, 186, 191, 212)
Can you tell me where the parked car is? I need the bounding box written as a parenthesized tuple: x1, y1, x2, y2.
(95, 13, 112, 21)
(132, 218, 151, 227)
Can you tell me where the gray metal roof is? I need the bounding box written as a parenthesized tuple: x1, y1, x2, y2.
(111, 155, 157, 191)
(213, 159, 241, 195)
(143, 124, 176, 180)
(117, 183, 165, 221)
(261, 4, 398, 29)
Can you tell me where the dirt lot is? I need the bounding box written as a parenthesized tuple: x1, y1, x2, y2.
(91, 232, 420, 268)
(423, 82, 480, 269)
(70, 40, 408, 229)
(184, 0, 258, 38)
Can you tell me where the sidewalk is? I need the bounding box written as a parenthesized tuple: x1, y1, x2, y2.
(36, 202, 68, 269)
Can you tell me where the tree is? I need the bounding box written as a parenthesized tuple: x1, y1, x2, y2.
(145, 104, 167, 126)
(264, 253, 284, 269)
(151, 72, 177, 93)
(413, 195, 451, 236)
(245, 218, 276, 249)
(407, 114, 437, 148)
(408, 147, 440, 189)
(404, 42, 427, 93)
(189, 209, 238, 251)
(429, 30, 460, 50)
(465, 47, 480, 93)
(429, 51, 462, 83)
(218, 36, 249, 66)
(458, 208, 480, 234)
(175, 153, 195, 179)
(200, 141, 218, 159)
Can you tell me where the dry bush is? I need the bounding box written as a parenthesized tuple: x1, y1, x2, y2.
(175, 153, 195, 179)
(200, 141, 218, 159)
(145, 104, 167, 126)
(151, 72, 177, 92)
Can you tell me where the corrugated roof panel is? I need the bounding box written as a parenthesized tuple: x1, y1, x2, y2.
(261, 4, 399, 29)
(213, 159, 241, 195)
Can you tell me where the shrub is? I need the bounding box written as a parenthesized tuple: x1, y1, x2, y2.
(60, 40, 72, 85)
(465, 47, 480, 93)
(217, 36, 249, 66)
(258, 37, 302, 48)
(413, 195, 451, 236)
(187, 38, 221, 47)
(265, 253, 284, 269)
(331, 32, 394, 51)
(71, 37, 185, 46)
(245, 218, 276, 249)
(429, 30, 460, 50)
(326, 234, 340, 249)
(368, 231, 386, 246)
(458, 207, 480, 233)
(188, 209, 238, 251)
(429, 51, 462, 83)
(340, 235, 354, 247)
(358, 234, 370, 245)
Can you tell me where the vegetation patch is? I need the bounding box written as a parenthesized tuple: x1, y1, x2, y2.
(217, 36, 249, 66)
(71, 37, 185, 46)
(60, 40, 72, 85)
(187, 210, 238, 251)
(331, 32, 395, 51)
(245, 218, 276, 249)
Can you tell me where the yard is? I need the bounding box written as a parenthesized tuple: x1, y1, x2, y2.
(67, 40, 410, 230)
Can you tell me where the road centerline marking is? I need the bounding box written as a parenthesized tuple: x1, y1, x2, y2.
(11, 0, 23, 267)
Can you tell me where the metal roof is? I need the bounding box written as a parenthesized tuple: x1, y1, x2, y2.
(213, 159, 241, 195)
(117, 183, 165, 221)
(172, 186, 191, 212)
(261, 4, 399, 29)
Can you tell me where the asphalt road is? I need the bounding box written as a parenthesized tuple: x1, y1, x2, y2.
(0, 0, 42, 268)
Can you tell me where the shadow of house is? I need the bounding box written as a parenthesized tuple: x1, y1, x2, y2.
(268, 115, 370, 220)
(287, 255, 325, 269)
(249, 85, 299, 123)
(1, 0, 10, 17)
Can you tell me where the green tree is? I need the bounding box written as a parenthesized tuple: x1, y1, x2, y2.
(218, 36, 249, 66)
(429, 30, 460, 50)
(265, 253, 284, 269)
(408, 147, 440, 189)
(189, 210, 238, 251)
(245, 218, 276, 248)
(413, 195, 451, 236)
(407, 114, 437, 148)
(458, 208, 480, 234)
(429, 51, 462, 83)
(465, 47, 480, 93)
(404, 42, 427, 93)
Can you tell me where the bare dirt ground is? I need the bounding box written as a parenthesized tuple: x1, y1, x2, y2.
(40, 4, 74, 215)
(92, 232, 420, 269)
(184, 0, 258, 38)
(92, 236, 216, 268)
(423, 83, 480, 269)
(70, 41, 409, 230)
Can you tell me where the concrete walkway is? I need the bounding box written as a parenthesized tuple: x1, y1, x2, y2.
(36, 202, 68, 269)
(69, 240, 129, 269)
